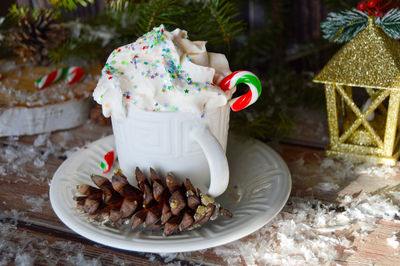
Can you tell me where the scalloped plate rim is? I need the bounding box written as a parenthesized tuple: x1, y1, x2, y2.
(50, 134, 291, 253)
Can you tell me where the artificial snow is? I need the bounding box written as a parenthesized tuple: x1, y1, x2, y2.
(181, 156, 400, 265)
(2, 124, 400, 264)
(0, 211, 137, 265)
(0, 143, 49, 184)
(387, 233, 400, 249)
(33, 133, 50, 147)
(22, 194, 48, 212)
(314, 182, 340, 192)
(202, 194, 400, 265)
(33, 157, 45, 168)
(0, 131, 83, 184)
(14, 253, 35, 266)
(62, 20, 117, 47)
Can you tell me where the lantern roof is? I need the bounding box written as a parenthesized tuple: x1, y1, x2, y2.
(313, 22, 400, 90)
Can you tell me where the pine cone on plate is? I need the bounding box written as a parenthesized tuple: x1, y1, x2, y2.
(75, 167, 232, 236)
(8, 10, 65, 64)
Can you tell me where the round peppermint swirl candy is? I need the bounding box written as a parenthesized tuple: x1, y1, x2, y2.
(35, 66, 85, 90)
(218, 70, 262, 112)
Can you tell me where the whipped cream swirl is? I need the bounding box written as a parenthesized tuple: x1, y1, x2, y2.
(93, 25, 232, 121)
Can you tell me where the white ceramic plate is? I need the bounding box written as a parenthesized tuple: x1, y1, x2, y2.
(50, 135, 291, 253)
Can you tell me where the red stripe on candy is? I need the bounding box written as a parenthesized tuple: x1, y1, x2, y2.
(39, 71, 59, 90)
(67, 68, 85, 84)
(218, 70, 261, 112)
(218, 71, 237, 91)
(231, 90, 253, 112)
(102, 150, 115, 174)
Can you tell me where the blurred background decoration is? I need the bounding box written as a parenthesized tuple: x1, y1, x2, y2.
(0, 0, 365, 140)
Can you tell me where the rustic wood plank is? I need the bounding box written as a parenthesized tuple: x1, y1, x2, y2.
(0, 154, 70, 229)
(339, 173, 400, 197)
(0, 220, 171, 265)
(1, 120, 400, 265)
(0, 121, 113, 157)
(346, 220, 400, 265)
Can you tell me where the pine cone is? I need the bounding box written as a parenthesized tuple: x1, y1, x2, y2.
(8, 11, 65, 65)
(75, 167, 232, 236)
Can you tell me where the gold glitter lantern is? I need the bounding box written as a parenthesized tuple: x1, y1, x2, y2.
(313, 18, 400, 166)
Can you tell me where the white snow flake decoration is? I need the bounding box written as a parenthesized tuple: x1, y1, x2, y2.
(387, 233, 400, 249)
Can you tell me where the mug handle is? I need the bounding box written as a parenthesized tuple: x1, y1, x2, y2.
(190, 124, 229, 197)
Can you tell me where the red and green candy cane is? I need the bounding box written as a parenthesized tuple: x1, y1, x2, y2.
(100, 150, 115, 174)
(34, 66, 85, 90)
(218, 70, 262, 112)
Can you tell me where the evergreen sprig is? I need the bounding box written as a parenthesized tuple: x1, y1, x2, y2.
(49, 38, 103, 63)
(321, 9, 368, 43)
(109, 0, 245, 50)
(8, 4, 30, 20)
(8, 4, 58, 21)
(49, 0, 94, 10)
(49, 19, 119, 63)
(199, 0, 244, 48)
(376, 8, 400, 39)
(230, 68, 323, 140)
(230, 109, 295, 140)
(135, 0, 184, 34)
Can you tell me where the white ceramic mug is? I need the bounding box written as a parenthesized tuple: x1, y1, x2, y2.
(111, 70, 262, 197)
(112, 104, 231, 197)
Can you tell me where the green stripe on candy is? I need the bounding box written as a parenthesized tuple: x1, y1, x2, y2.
(58, 67, 70, 82)
(234, 73, 262, 97)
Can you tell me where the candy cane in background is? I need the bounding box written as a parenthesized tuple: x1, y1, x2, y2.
(35, 66, 85, 90)
(218, 70, 262, 112)
(66, 67, 85, 85)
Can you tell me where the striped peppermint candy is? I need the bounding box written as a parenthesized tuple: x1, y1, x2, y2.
(34, 66, 85, 90)
(100, 150, 115, 174)
(218, 70, 262, 112)
(66, 67, 85, 85)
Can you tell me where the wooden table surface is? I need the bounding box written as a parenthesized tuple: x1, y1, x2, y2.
(1, 111, 400, 265)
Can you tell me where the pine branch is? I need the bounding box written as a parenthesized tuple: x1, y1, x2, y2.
(49, 0, 94, 10)
(8, 4, 30, 21)
(105, 0, 134, 10)
(135, 0, 184, 34)
(321, 9, 368, 43)
(376, 8, 400, 39)
(107, 0, 244, 50)
(199, 0, 245, 49)
(8, 4, 59, 21)
(230, 68, 323, 140)
(49, 38, 105, 63)
(230, 109, 295, 140)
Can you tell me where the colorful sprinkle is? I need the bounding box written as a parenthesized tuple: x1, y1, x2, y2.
(98, 25, 235, 114)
